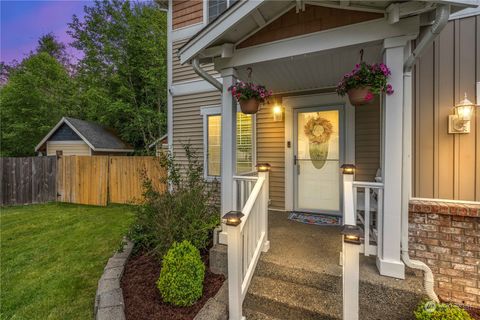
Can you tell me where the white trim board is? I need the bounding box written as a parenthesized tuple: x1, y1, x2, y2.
(215, 16, 419, 69)
(171, 78, 221, 96)
(172, 22, 205, 42)
(282, 92, 355, 212)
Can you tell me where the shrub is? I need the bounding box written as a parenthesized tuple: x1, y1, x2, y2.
(157, 240, 205, 307)
(129, 144, 220, 257)
(414, 301, 472, 320)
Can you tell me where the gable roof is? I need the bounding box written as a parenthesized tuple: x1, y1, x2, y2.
(35, 117, 134, 152)
(178, 0, 478, 65)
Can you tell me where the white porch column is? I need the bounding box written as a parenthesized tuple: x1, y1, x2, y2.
(377, 37, 408, 279)
(219, 68, 237, 244)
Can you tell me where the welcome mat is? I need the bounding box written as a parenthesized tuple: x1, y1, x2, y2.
(288, 212, 342, 226)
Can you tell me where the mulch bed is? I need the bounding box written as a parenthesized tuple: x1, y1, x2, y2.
(121, 250, 225, 320)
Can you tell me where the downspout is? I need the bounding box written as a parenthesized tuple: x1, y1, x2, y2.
(191, 56, 223, 91)
(401, 4, 450, 303)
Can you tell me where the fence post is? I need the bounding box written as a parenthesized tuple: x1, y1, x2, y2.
(223, 210, 245, 320)
(342, 225, 362, 320)
(256, 163, 270, 252)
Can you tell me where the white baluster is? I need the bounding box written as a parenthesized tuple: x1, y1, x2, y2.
(364, 187, 370, 256)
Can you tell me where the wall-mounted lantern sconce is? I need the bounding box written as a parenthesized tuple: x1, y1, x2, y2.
(341, 164, 356, 175)
(449, 93, 476, 134)
(273, 104, 283, 122)
(256, 163, 271, 172)
(222, 210, 244, 226)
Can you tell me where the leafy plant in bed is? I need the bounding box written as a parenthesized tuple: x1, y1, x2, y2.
(123, 144, 223, 319)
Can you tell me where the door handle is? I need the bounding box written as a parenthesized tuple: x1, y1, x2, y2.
(294, 155, 297, 165)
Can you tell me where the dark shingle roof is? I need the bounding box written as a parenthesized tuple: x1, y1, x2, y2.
(64, 117, 133, 151)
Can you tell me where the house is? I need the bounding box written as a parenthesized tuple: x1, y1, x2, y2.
(35, 117, 134, 156)
(167, 1, 480, 318)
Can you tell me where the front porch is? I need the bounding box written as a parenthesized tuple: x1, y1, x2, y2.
(211, 211, 425, 319)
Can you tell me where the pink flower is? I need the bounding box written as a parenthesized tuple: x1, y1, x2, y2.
(386, 84, 394, 95)
(364, 92, 374, 101)
(260, 93, 265, 99)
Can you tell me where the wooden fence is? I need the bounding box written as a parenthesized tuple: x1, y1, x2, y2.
(1, 156, 166, 206)
(57, 156, 166, 206)
(0, 157, 57, 206)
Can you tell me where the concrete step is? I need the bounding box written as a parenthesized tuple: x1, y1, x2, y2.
(244, 308, 282, 320)
(244, 260, 425, 320)
(244, 275, 342, 320)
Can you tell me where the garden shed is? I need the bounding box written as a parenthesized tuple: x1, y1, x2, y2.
(35, 117, 134, 156)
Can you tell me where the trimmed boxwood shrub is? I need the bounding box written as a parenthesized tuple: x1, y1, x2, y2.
(157, 240, 205, 307)
(414, 301, 472, 320)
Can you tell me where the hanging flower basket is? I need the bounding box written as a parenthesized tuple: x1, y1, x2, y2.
(347, 86, 374, 106)
(239, 98, 261, 114)
(336, 62, 394, 106)
(229, 81, 272, 114)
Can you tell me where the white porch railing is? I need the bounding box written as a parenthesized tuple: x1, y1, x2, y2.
(226, 170, 270, 320)
(343, 174, 384, 258)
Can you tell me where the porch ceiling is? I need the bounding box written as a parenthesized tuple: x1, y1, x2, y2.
(235, 42, 383, 93)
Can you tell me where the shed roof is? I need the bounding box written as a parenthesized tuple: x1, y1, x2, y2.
(35, 117, 134, 153)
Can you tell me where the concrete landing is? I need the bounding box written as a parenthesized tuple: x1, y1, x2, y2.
(242, 211, 425, 320)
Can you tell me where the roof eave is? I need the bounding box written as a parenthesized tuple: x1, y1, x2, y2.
(178, 0, 265, 65)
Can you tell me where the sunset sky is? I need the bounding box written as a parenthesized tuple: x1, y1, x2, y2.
(1, 0, 90, 64)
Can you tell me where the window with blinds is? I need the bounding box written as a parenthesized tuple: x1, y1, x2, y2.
(207, 0, 238, 23)
(205, 112, 254, 177)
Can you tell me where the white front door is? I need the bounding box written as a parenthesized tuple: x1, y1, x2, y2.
(293, 106, 344, 215)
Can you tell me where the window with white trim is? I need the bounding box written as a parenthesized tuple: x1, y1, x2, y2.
(207, 0, 238, 23)
(201, 106, 255, 178)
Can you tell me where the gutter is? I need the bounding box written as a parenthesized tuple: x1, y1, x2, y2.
(191, 57, 223, 91)
(401, 4, 450, 303)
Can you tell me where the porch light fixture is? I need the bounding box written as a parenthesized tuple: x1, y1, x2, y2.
(449, 93, 476, 134)
(272, 104, 283, 122)
(342, 225, 363, 245)
(341, 164, 356, 175)
(222, 210, 244, 226)
(256, 163, 271, 172)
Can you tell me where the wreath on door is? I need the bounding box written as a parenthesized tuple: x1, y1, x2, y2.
(304, 115, 333, 169)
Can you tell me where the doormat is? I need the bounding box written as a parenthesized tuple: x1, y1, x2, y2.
(288, 212, 342, 226)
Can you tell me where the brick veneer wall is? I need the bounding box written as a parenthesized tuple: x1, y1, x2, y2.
(409, 200, 480, 307)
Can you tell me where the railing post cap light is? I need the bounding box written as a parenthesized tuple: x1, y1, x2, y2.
(341, 164, 356, 175)
(256, 163, 271, 172)
(222, 210, 244, 226)
(342, 224, 363, 245)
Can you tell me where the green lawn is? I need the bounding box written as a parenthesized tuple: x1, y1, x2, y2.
(1, 203, 134, 320)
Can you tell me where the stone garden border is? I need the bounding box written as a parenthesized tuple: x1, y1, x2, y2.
(94, 237, 133, 320)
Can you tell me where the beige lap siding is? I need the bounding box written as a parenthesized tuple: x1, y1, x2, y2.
(256, 102, 286, 210)
(354, 98, 381, 182)
(172, 91, 221, 168)
(46, 141, 91, 156)
(172, 40, 219, 83)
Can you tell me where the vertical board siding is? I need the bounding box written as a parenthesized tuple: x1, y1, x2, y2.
(172, 40, 218, 83)
(0, 157, 57, 206)
(172, 0, 203, 29)
(355, 99, 381, 182)
(414, 17, 479, 201)
(256, 103, 285, 210)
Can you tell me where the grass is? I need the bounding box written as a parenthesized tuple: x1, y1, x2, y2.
(0, 202, 135, 320)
